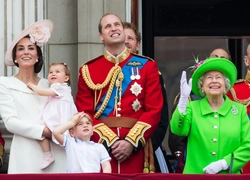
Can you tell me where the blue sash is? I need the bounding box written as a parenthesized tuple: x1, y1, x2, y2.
(96, 55, 148, 118)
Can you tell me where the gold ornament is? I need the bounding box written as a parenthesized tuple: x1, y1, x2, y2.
(82, 64, 123, 119)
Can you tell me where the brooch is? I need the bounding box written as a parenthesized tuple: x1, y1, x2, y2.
(231, 105, 238, 115)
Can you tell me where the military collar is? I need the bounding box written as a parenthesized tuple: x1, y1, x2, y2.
(245, 70, 250, 83)
(104, 48, 130, 64)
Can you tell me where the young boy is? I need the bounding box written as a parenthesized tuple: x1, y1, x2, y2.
(53, 112, 111, 173)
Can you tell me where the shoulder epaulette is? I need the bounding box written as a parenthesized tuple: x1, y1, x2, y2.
(229, 87, 250, 105)
(235, 79, 245, 84)
(81, 55, 103, 67)
(131, 52, 154, 62)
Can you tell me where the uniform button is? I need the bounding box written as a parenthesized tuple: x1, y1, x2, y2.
(214, 114, 218, 118)
(212, 152, 216, 156)
(213, 125, 218, 129)
(213, 138, 217, 142)
(122, 53, 127, 59)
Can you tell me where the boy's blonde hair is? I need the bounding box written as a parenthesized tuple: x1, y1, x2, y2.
(83, 113, 93, 124)
(69, 113, 93, 132)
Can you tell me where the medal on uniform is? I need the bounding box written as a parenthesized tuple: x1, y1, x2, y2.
(132, 98, 141, 112)
(130, 68, 135, 80)
(135, 67, 141, 80)
(130, 82, 142, 96)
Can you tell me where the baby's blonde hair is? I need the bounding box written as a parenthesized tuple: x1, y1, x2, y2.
(49, 62, 71, 86)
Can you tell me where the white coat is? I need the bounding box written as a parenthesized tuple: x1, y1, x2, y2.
(0, 76, 66, 174)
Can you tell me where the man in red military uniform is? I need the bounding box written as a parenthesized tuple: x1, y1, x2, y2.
(76, 13, 163, 174)
(227, 44, 250, 173)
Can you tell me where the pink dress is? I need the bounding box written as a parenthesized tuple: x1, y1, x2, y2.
(39, 83, 77, 143)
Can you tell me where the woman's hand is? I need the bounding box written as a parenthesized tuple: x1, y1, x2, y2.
(203, 159, 228, 174)
(180, 71, 192, 98)
(178, 71, 192, 113)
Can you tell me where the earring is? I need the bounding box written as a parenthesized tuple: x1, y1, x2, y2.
(201, 89, 204, 93)
(14, 60, 17, 63)
(36, 59, 38, 62)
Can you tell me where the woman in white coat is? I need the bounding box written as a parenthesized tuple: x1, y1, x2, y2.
(0, 20, 66, 173)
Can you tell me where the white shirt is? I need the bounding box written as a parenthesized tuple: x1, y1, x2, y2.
(63, 134, 111, 173)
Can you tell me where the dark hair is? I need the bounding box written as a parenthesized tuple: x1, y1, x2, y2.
(123, 22, 141, 43)
(49, 62, 71, 86)
(209, 47, 231, 60)
(98, 13, 123, 34)
(12, 35, 44, 73)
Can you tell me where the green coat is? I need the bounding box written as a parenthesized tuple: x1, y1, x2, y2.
(170, 96, 250, 174)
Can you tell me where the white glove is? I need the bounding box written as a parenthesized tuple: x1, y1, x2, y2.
(177, 71, 192, 114)
(203, 159, 228, 174)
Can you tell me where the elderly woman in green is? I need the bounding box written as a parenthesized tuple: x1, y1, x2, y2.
(170, 57, 250, 174)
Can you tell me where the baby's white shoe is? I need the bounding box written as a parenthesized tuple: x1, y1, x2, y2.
(41, 156, 55, 170)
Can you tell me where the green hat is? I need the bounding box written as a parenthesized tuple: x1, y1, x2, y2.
(191, 57, 237, 97)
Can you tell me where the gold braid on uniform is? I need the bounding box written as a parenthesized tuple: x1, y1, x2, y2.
(82, 64, 122, 119)
(143, 139, 155, 173)
(114, 72, 124, 116)
(229, 87, 250, 107)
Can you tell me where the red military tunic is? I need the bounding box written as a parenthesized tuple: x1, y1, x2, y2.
(227, 71, 250, 173)
(76, 49, 163, 174)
